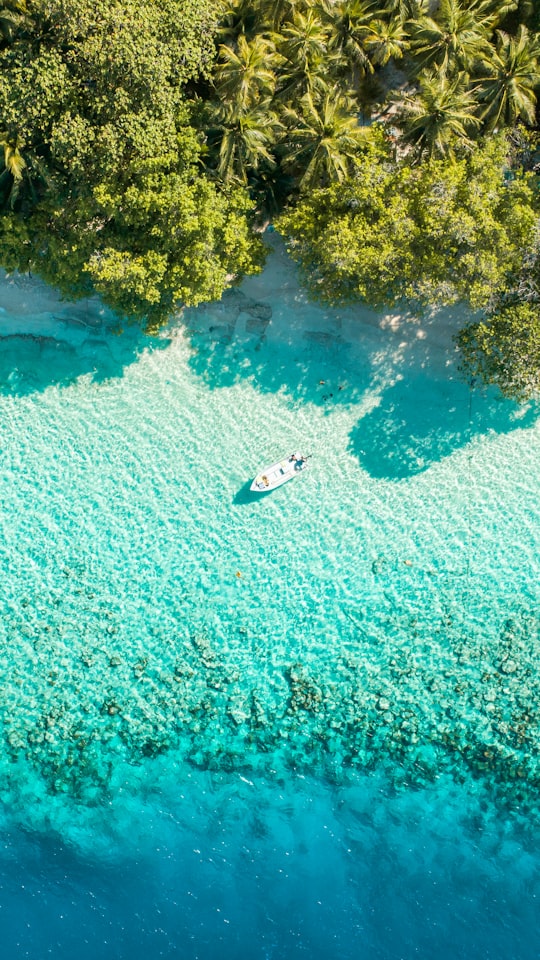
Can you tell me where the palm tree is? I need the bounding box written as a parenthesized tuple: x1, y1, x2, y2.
(0, 131, 26, 207)
(392, 72, 482, 158)
(325, 0, 377, 78)
(473, 25, 540, 128)
(249, 162, 296, 218)
(364, 17, 410, 66)
(377, 0, 428, 22)
(257, 0, 315, 31)
(211, 101, 284, 184)
(277, 7, 333, 99)
(217, 0, 262, 43)
(406, 0, 501, 77)
(215, 35, 281, 110)
(281, 88, 370, 189)
(517, 0, 540, 31)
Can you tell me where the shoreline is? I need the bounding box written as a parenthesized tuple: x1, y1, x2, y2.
(1, 234, 470, 390)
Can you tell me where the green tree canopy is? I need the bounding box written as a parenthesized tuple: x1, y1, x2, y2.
(277, 133, 539, 311)
(0, 0, 265, 326)
(458, 301, 540, 399)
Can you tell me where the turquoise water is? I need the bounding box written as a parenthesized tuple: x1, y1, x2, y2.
(0, 241, 539, 957)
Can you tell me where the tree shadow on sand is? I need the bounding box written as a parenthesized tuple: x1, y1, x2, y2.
(349, 373, 538, 480)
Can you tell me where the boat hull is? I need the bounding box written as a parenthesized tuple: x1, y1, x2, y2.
(250, 454, 308, 492)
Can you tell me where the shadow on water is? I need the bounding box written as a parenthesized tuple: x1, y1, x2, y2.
(188, 317, 539, 480)
(186, 325, 370, 411)
(233, 480, 262, 505)
(349, 374, 539, 480)
(0, 326, 169, 395)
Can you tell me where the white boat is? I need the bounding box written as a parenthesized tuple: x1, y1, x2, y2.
(250, 452, 309, 492)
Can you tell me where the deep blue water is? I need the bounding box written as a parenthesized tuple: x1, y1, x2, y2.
(1, 772, 540, 960)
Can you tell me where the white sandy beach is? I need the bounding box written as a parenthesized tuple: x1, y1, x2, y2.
(0, 232, 469, 387)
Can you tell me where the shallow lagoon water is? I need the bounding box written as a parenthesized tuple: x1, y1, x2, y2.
(0, 241, 539, 957)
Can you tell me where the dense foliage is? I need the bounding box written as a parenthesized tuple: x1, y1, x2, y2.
(0, 0, 539, 392)
(458, 301, 540, 399)
(278, 133, 539, 309)
(0, 0, 265, 325)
